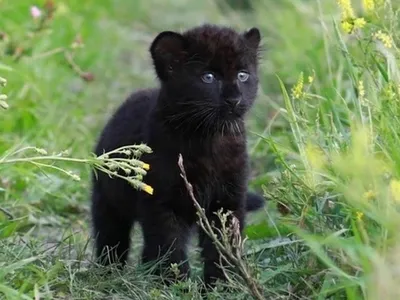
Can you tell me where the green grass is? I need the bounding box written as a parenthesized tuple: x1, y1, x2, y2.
(1, 0, 400, 299)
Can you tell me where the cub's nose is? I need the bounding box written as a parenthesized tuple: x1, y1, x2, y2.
(224, 97, 241, 108)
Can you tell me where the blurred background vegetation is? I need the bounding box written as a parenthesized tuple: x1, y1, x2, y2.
(1, 0, 400, 299)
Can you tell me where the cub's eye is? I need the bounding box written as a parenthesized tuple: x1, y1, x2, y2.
(201, 73, 215, 84)
(237, 71, 249, 82)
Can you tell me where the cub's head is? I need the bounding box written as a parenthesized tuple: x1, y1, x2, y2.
(150, 24, 262, 134)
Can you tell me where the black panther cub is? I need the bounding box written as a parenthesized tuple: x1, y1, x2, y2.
(91, 23, 264, 287)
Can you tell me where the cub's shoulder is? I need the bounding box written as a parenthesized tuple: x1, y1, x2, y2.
(123, 88, 159, 111)
(94, 88, 159, 155)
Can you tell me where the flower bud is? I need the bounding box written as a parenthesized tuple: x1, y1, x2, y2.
(0, 77, 7, 87)
(0, 100, 9, 110)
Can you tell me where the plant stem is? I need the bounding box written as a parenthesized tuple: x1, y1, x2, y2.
(0, 156, 92, 165)
(178, 154, 265, 300)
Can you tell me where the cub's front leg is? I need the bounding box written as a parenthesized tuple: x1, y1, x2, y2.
(199, 188, 246, 288)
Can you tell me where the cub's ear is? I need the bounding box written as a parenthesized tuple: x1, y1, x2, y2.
(243, 27, 261, 50)
(149, 31, 187, 81)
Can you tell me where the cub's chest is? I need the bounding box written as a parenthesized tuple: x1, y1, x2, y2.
(185, 135, 247, 181)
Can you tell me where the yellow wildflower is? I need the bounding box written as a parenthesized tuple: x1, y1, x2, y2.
(390, 179, 400, 202)
(142, 163, 150, 170)
(337, 0, 355, 19)
(354, 18, 366, 29)
(341, 18, 366, 34)
(358, 80, 365, 98)
(143, 184, 154, 195)
(308, 75, 314, 84)
(358, 80, 367, 105)
(337, 1, 367, 34)
(382, 82, 396, 100)
(292, 72, 304, 99)
(374, 30, 393, 48)
(363, 0, 375, 12)
(356, 211, 364, 221)
(363, 190, 375, 200)
(341, 21, 354, 34)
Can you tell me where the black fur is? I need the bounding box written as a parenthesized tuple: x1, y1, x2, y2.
(246, 191, 265, 211)
(91, 24, 264, 287)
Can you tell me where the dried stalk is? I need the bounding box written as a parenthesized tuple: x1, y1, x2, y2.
(177, 154, 265, 300)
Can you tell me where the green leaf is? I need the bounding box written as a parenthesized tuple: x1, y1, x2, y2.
(0, 284, 32, 300)
(0, 256, 39, 280)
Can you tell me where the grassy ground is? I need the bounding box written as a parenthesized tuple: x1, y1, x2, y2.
(1, 0, 400, 299)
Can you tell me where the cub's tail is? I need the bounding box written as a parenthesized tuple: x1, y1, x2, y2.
(246, 191, 265, 212)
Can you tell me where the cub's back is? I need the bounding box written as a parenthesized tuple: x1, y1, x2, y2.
(94, 88, 158, 156)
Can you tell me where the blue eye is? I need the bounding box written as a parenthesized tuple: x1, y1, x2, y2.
(237, 71, 249, 82)
(201, 73, 215, 83)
